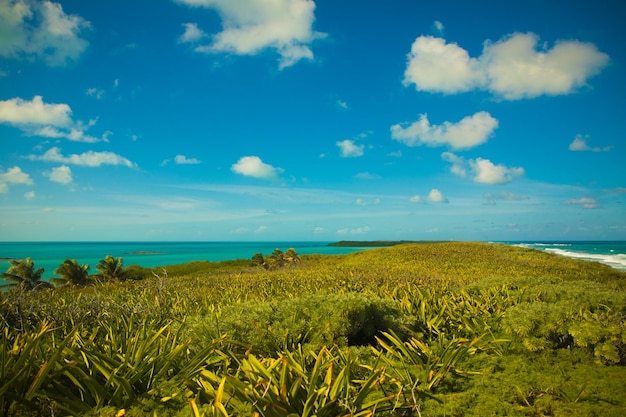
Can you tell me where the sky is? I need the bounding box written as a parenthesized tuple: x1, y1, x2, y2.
(0, 0, 625, 242)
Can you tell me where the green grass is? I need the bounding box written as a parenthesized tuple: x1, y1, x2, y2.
(1, 242, 625, 416)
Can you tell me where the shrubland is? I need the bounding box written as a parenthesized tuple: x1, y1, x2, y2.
(1, 242, 625, 416)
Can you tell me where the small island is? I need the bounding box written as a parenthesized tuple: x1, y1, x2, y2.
(125, 251, 165, 255)
(328, 240, 446, 247)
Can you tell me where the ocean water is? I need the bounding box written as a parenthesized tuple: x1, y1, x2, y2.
(504, 241, 626, 271)
(0, 241, 374, 283)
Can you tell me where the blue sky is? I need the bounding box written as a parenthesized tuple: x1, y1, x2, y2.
(1, 0, 625, 242)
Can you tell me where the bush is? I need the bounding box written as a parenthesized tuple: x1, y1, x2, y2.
(188, 292, 408, 355)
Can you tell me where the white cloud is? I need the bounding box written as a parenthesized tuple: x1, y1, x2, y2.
(433, 20, 444, 35)
(336, 139, 364, 157)
(337, 99, 348, 109)
(86, 87, 104, 99)
(24, 190, 35, 200)
(404, 32, 609, 99)
(483, 191, 528, 205)
(45, 165, 72, 184)
(231, 156, 284, 179)
(0, 96, 109, 142)
(409, 195, 423, 203)
(391, 111, 498, 150)
(354, 172, 379, 180)
(404, 36, 484, 94)
(33, 125, 111, 143)
(29, 147, 136, 168)
(0, 166, 34, 193)
(337, 225, 371, 235)
(568, 134, 612, 152)
(0, 95, 72, 126)
(442, 152, 524, 184)
(355, 198, 367, 206)
(427, 188, 448, 203)
(175, 154, 201, 164)
(470, 158, 524, 184)
(564, 197, 598, 209)
(177, 0, 325, 69)
(178, 22, 207, 43)
(0, 0, 90, 66)
(441, 151, 467, 177)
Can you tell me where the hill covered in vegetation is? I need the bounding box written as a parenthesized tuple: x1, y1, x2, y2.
(1, 242, 625, 416)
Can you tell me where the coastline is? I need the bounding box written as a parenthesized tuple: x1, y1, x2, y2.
(1, 241, 625, 284)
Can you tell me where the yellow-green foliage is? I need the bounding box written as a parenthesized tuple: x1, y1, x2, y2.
(1, 242, 625, 416)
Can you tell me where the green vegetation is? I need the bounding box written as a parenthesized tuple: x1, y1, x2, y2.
(1, 242, 625, 416)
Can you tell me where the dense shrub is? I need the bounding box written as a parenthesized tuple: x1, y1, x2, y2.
(187, 292, 408, 356)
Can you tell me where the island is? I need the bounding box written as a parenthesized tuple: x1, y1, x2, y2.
(328, 240, 446, 247)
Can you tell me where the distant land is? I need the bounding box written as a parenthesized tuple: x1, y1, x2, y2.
(328, 240, 447, 247)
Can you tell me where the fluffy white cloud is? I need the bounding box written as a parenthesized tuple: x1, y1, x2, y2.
(471, 158, 524, 184)
(404, 36, 484, 94)
(0, 166, 33, 193)
(0, 96, 110, 142)
(178, 22, 206, 43)
(568, 134, 612, 152)
(231, 156, 284, 179)
(404, 32, 609, 99)
(427, 188, 448, 203)
(45, 165, 72, 184)
(336, 139, 364, 157)
(24, 190, 35, 199)
(29, 147, 136, 168)
(391, 111, 498, 150)
(175, 154, 201, 164)
(0, 95, 72, 126)
(0, 0, 90, 66)
(564, 197, 598, 209)
(442, 152, 524, 184)
(176, 0, 325, 69)
(408, 190, 448, 203)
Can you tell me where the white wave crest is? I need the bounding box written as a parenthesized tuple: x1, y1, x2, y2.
(545, 248, 626, 271)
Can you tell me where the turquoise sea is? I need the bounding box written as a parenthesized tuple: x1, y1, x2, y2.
(1, 241, 625, 286)
(0, 241, 376, 284)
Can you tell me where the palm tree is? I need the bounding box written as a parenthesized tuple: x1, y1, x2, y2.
(51, 259, 90, 287)
(284, 248, 301, 265)
(1, 258, 53, 290)
(96, 255, 126, 282)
